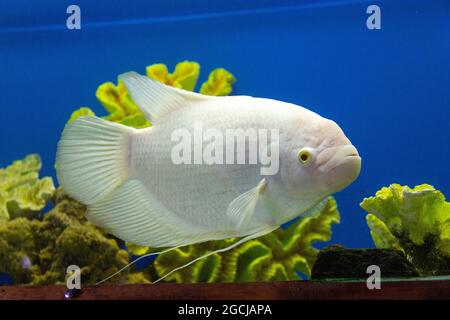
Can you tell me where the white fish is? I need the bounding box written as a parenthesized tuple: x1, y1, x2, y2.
(56, 72, 361, 250)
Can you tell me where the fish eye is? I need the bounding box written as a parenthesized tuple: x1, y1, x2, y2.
(298, 148, 313, 165)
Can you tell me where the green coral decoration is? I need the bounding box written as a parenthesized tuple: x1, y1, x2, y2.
(361, 184, 450, 276)
(0, 155, 150, 285)
(130, 197, 339, 283)
(68, 61, 236, 129)
(0, 154, 55, 220)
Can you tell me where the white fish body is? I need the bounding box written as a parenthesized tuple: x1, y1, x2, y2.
(57, 72, 361, 248)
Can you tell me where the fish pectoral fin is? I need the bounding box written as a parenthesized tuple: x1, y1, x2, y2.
(119, 72, 210, 123)
(301, 197, 329, 218)
(226, 179, 267, 232)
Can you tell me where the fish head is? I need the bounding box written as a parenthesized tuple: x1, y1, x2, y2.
(280, 117, 361, 199)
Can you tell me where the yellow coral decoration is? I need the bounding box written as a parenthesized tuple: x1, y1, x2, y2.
(126, 242, 152, 256)
(200, 68, 236, 96)
(146, 61, 200, 91)
(361, 183, 450, 276)
(0, 154, 55, 220)
(96, 81, 150, 128)
(68, 107, 95, 124)
(366, 214, 403, 252)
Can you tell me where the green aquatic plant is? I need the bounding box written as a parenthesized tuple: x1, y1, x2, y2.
(129, 197, 340, 283)
(0, 154, 55, 220)
(68, 61, 236, 128)
(361, 184, 450, 276)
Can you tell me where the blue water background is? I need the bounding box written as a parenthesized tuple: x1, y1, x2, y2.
(0, 0, 449, 251)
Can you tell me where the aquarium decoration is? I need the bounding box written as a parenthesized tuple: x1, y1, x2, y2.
(0, 154, 55, 221)
(198, 68, 237, 96)
(0, 157, 149, 285)
(146, 61, 200, 91)
(67, 107, 95, 124)
(95, 80, 150, 128)
(361, 184, 450, 276)
(311, 244, 419, 280)
(128, 196, 339, 283)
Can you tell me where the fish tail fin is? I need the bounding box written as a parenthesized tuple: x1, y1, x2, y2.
(56, 116, 136, 205)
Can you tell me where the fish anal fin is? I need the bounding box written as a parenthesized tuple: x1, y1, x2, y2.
(87, 179, 202, 248)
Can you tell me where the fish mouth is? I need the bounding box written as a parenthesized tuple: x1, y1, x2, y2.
(329, 153, 361, 171)
(318, 145, 361, 191)
(317, 145, 360, 171)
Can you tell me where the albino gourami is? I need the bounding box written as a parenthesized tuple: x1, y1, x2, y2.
(56, 72, 361, 252)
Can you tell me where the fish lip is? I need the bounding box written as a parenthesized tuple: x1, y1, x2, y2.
(326, 155, 361, 191)
(328, 154, 361, 171)
(316, 144, 361, 192)
(316, 145, 360, 172)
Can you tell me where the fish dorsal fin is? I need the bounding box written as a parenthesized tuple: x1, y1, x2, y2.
(119, 71, 208, 123)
